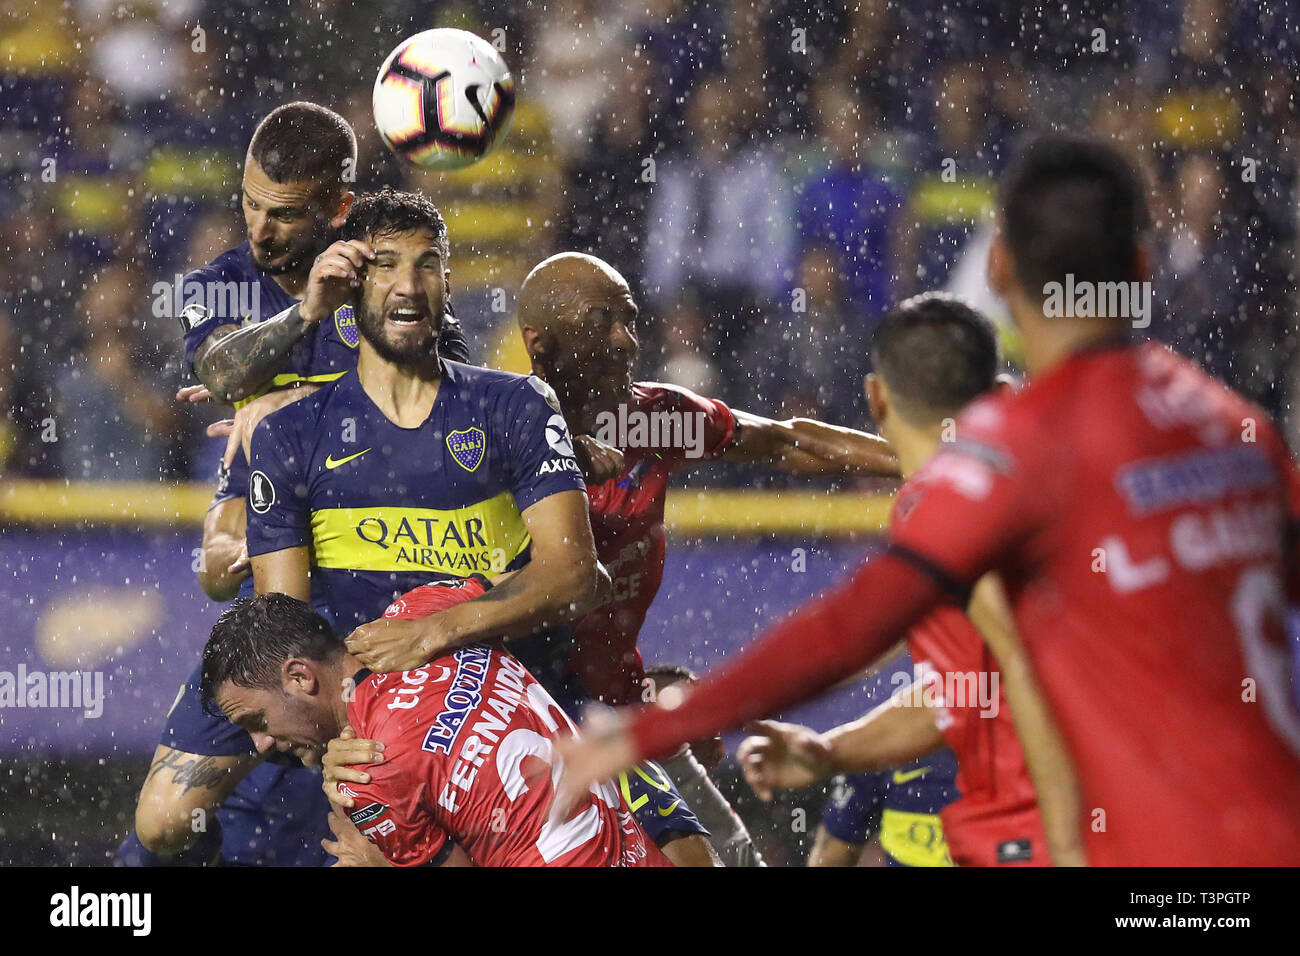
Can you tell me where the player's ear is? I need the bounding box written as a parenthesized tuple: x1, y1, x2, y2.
(444, 269, 452, 298)
(330, 190, 354, 230)
(987, 226, 1013, 299)
(283, 657, 319, 695)
(865, 373, 888, 425)
(1132, 240, 1153, 283)
(520, 324, 548, 361)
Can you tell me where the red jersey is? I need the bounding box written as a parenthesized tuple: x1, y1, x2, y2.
(906, 608, 1046, 866)
(571, 382, 736, 705)
(632, 342, 1300, 865)
(344, 589, 670, 867)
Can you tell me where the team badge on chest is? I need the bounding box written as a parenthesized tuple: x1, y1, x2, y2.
(334, 304, 360, 348)
(446, 427, 486, 472)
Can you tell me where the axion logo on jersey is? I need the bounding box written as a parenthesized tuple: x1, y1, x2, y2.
(447, 427, 486, 472)
(249, 470, 275, 514)
(422, 645, 493, 754)
(545, 414, 575, 457)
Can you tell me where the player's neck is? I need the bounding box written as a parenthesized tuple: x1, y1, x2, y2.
(357, 345, 442, 427)
(271, 266, 310, 300)
(1012, 295, 1131, 376)
(329, 655, 364, 730)
(532, 364, 614, 434)
(892, 426, 943, 481)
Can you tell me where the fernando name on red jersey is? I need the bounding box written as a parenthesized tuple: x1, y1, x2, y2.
(344, 587, 670, 867)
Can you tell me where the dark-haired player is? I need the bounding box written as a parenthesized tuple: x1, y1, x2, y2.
(201, 589, 669, 867)
(123, 103, 472, 866)
(737, 294, 1048, 866)
(559, 134, 1300, 866)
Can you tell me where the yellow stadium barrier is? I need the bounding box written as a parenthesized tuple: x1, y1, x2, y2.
(0, 481, 894, 536)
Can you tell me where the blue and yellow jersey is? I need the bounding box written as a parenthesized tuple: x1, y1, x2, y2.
(245, 360, 587, 633)
(819, 652, 959, 867)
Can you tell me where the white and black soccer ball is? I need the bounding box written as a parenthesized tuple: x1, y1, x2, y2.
(373, 28, 516, 170)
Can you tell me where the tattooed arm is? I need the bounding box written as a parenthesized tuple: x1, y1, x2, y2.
(193, 240, 375, 401)
(192, 306, 320, 403)
(134, 745, 260, 855)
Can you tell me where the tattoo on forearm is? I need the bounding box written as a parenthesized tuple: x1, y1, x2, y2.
(195, 304, 312, 401)
(146, 751, 232, 795)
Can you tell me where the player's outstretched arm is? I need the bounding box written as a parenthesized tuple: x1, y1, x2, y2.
(723, 408, 900, 477)
(967, 574, 1087, 867)
(554, 550, 945, 815)
(739, 691, 944, 801)
(347, 491, 610, 672)
(198, 497, 251, 602)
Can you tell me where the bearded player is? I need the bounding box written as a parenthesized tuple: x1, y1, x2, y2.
(557, 134, 1300, 866)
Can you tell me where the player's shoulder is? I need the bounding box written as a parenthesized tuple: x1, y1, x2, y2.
(183, 241, 256, 286)
(254, 375, 353, 441)
(444, 361, 559, 408)
(349, 665, 453, 741)
(630, 380, 722, 413)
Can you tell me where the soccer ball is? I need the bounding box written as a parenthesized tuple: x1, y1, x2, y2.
(373, 28, 516, 170)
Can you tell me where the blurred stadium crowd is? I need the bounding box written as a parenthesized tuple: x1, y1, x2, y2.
(0, 0, 1296, 484)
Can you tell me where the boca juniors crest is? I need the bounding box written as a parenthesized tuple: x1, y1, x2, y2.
(446, 427, 486, 472)
(334, 304, 360, 348)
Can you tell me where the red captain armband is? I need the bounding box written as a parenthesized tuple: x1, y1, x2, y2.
(383, 574, 492, 621)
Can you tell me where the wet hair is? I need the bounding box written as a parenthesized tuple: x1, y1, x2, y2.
(340, 187, 449, 260)
(999, 133, 1149, 296)
(199, 593, 341, 716)
(872, 292, 999, 422)
(248, 102, 357, 191)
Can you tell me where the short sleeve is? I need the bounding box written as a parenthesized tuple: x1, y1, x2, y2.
(656, 384, 737, 473)
(180, 267, 248, 376)
(503, 375, 588, 513)
(209, 447, 250, 509)
(343, 760, 449, 867)
(245, 412, 312, 557)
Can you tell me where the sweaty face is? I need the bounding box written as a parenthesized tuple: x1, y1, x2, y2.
(355, 228, 447, 365)
(216, 680, 335, 761)
(547, 282, 639, 402)
(241, 157, 337, 276)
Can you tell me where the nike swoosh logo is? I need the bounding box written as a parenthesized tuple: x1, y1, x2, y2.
(892, 767, 931, 785)
(657, 799, 683, 817)
(325, 449, 371, 470)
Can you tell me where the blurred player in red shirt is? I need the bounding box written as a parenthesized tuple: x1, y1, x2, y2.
(736, 295, 1047, 866)
(201, 586, 669, 867)
(558, 135, 1300, 866)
